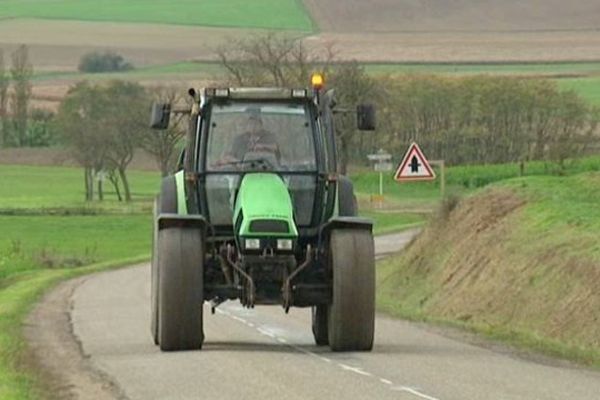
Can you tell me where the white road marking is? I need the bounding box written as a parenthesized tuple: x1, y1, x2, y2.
(221, 307, 442, 400)
(339, 364, 373, 377)
(393, 386, 441, 400)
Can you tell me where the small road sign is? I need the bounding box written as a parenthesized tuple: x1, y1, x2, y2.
(367, 149, 393, 199)
(394, 142, 436, 182)
(374, 162, 393, 172)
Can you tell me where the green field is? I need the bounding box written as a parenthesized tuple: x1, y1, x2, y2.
(0, 0, 314, 31)
(557, 77, 600, 106)
(0, 215, 151, 280)
(0, 165, 159, 210)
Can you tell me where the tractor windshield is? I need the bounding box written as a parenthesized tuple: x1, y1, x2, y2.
(206, 102, 316, 172)
(204, 101, 319, 228)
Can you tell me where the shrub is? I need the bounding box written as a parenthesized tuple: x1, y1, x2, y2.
(78, 51, 134, 73)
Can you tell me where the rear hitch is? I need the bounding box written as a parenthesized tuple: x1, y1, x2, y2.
(281, 245, 313, 313)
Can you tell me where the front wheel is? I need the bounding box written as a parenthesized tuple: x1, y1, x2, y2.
(158, 227, 205, 351)
(327, 229, 375, 351)
(311, 305, 329, 346)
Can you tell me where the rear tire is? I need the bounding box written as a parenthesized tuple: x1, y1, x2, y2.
(311, 305, 329, 346)
(327, 230, 375, 351)
(158, 227, 205, 351)
(151, 176, 177, 346)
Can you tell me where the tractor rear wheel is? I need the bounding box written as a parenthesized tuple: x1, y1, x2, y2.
(327, 229, 375, 351)
(311, 305, 329, 346)
(151, 177, 177, 346)
(158, 227, 205, 351)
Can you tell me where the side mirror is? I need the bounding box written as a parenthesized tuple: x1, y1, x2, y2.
(150, 102, 171, 130)
(357, 104, 376, 131)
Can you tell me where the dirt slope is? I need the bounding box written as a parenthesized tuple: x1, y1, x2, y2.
(378, 175, 600, 364)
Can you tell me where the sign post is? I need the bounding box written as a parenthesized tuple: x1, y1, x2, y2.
(429, 160, 445, 198)
(367, 149, 392, 206)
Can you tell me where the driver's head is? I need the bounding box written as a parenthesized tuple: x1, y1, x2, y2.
(247, 115, 263, 134)
(246, 108, 263, 135)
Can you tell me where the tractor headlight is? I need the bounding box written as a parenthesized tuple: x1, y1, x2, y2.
(277, 239, 293, 251)
(245, 238, 261, 250)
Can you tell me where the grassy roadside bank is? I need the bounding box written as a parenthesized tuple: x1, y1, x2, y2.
(377, 172, 600, 368)
(0, 164, 157, 399)
(0, 214, 152, 399)
(0, 255, 149, 399)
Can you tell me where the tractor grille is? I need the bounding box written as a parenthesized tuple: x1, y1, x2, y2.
(249, 219, 289, 233)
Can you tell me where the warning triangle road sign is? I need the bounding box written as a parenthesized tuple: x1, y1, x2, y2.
(394, 142, 436, 182)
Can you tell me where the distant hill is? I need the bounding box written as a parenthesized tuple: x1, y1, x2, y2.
(303, 0, 600, 33)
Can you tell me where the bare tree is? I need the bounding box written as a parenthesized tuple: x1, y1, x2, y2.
(101, 81, 147, 202)
(141, 86, 187, 177)
(56, 82, 107, 201)
(10, 45, 33, 147)
(216, 33, 336, 87)
(0, 49, 9, 148)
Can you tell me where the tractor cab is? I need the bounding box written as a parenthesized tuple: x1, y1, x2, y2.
(150, 75, 378, 352)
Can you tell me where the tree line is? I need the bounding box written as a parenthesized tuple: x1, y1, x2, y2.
(0, 45, 50, 148)
(216, 35, 599, 173)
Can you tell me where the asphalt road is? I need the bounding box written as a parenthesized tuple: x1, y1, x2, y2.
(40, 230, 600, 400)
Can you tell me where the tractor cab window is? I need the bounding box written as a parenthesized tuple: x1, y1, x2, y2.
(206, 102, 316, 172)
(205, 102, 318, 227)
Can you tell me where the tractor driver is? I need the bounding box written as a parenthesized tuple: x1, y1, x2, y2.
(221, 110, 281, 165)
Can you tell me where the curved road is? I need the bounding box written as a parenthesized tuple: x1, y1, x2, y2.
(30, 230, 600, 399)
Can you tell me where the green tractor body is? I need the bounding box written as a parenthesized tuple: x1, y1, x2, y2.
(150, 84, 377, 352)
(234, 173, 298, 240)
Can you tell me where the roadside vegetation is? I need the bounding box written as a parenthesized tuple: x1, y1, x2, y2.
(377, 171, 600, 367)
(0, 168, 154, 399)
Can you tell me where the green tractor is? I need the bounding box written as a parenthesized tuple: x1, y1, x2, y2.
(150, 76, 376, 352)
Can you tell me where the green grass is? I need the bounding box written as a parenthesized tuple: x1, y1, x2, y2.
(0, 214, 151, 399)
(557, 76, 600, 106)
(32, 61, 225, 83)
(0, 0, 314, 31)
(0, 255, 149, 400)
(351, 169, 447, 210)
(360, 210, 426, 235)
(0, 215, 152, 280)
(446, 155, 600, 188)
(0, 165, 159, 210)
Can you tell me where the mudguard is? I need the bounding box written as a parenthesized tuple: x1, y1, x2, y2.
(157, 214, 207, 232)
(321, 216, 373, 234)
